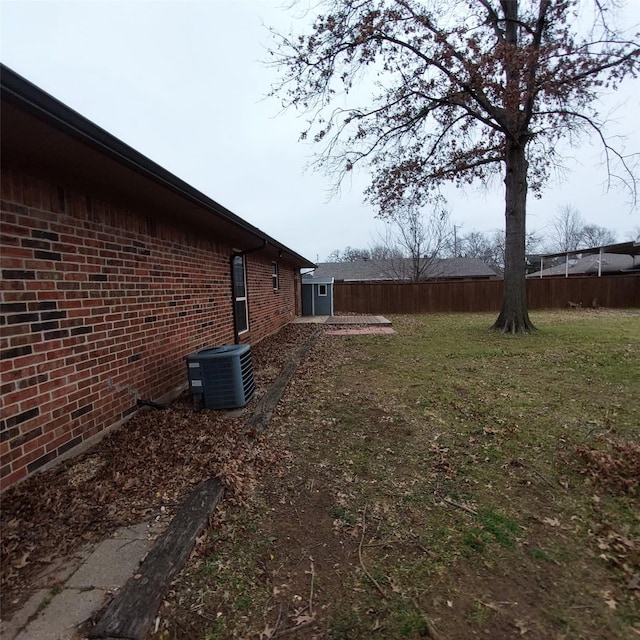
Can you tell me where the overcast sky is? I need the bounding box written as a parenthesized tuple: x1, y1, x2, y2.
(1, 0, 639, 262)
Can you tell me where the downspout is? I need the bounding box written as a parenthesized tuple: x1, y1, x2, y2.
(230, 240, 268, 344)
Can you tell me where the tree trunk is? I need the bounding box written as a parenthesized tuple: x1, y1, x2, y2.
(491, 139, 536, 333)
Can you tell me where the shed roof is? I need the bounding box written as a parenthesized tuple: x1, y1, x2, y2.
(302, 274, 335, 285)
(0, 64, 315, 269)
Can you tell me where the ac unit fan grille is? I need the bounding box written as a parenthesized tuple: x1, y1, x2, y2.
(186, 344, 255, 409)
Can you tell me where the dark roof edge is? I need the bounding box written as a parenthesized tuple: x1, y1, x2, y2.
(534, 241, 639, 260)
(0, 64, 315, 268)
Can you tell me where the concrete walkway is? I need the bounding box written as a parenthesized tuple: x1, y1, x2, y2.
(292, 315, 391, 325)
(291, 315, 329, 323)
(2, 517, 170, 640)
(326, 315, 391, 325)
(325, 326, 395, 335)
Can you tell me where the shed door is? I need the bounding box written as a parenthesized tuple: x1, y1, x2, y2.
(301, 284, 314, 316)
(314, 284, 332, 315)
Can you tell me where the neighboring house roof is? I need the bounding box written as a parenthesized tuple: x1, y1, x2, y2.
(527, 252, 639, 278)
(0, 64, 315, 269)
(534, 241, 639, 260)
(309, 257, 499, 281)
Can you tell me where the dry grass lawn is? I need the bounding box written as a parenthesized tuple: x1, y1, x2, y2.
(2, 310, 638, 640)
(156, 309, 640, 639)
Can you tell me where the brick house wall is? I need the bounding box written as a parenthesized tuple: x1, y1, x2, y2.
(244, 259, 297, 342)
(0, 168, 300, 490)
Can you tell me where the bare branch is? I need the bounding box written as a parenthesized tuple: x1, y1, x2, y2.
(268, 0, 639, 331)
(535, 107, 638, 204)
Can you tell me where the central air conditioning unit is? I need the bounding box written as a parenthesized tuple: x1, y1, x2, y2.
(186, 344, 255, 409)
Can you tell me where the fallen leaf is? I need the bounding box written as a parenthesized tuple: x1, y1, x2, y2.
(13, 553, 29, 569)
(543, 517, 560, 527)
(388, 577, 402, 593)
(627, 574, 640, 591)
(260, 623, 275, 639)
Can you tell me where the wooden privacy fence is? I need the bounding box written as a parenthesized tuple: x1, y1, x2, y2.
(333, 274, 640, 314)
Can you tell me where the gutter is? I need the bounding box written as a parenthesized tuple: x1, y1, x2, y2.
(0, 64, 316, 269)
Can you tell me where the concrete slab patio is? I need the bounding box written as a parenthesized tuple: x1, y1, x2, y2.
(326, 315, 391, 325)
(292, 315, 391, 325)
(3, 517, 169, 640)
(325, 326, 396, 335)
(291, 315, 330, 324)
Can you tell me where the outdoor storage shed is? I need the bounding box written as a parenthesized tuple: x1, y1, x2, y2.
(301, 275, 334, 316)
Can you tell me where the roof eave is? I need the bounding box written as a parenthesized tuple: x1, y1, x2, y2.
(0, 64, 315, 269)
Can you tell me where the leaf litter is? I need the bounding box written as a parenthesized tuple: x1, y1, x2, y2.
(0, 323, 317, 619)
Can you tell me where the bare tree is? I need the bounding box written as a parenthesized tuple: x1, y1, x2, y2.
(269, 0, 639, 332)
(454, 229, 504, 272)
(325, 248, 344, 262)
(625, 226, 640, 242)
(489, 227, 543, 272)
(377, 204, 452, 280)
(581, 224, 617, 247)
(546, 205, 618, 251)
(368, 242, 404, 260)
(525, 228, 544, 256)
(457, 230, 493, 259)
(325, 242, 405, 262)
(548, 205, 586, 252)
(325, 246, 372, 261)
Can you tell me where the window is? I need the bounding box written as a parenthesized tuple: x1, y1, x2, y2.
(272, 262, 279, 290)
(318, 284, 327, 296)
(233, 255, 249, 334)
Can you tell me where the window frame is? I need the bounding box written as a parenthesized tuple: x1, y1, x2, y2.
(233, 255, 249, 335)
(318, 283, 328, 297)
(272, 262, 279, 291)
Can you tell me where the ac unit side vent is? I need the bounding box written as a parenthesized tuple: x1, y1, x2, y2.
(186, 344, 255, 409)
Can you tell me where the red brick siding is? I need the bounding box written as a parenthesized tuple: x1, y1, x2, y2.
(0, 169, 297, 489)
(243, 259, 297, 343)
